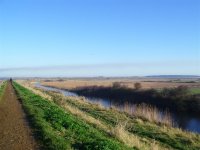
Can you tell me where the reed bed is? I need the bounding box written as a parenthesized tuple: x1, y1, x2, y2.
(123, 102, 173, 126)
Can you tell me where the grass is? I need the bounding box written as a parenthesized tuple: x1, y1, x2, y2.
(0, 81, 6, 101)
(13, 82, 133, 150)
(47, 92, 156, 149)
(189, 88, 200, 95)
(15, 81, 200, 150)
(41, 79, 200, 90)
(72, 86, 200, 114)
(44, 91, 200, 150)
(16, 80, 52, 100)
(123, 102, 173, 126)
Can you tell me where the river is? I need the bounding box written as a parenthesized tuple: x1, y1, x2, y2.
(35, 83, 200, 133)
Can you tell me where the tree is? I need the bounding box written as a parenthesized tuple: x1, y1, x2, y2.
(175, 85, 189, 97)
(134, 82, 142, 90)
(112, 82, 121, 88)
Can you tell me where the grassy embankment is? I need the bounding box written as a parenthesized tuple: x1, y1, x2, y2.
(44, 90, 200, 150)
(13, 82, 133, 150)
(14, 81, 200, 150)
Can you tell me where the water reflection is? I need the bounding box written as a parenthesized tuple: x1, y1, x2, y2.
(35, 82, 200, 133)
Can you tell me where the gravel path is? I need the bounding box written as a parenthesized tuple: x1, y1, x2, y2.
(0, 82, 38, 150)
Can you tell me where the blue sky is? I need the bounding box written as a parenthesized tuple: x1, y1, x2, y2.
(0, 0, 199, 77)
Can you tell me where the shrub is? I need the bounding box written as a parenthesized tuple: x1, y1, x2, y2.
(134, 82, 142, 90)
(112, 82, 121, 88)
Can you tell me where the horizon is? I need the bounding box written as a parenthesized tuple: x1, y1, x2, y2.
(0, 0, 200, 77)
(1, 74, 200, 79)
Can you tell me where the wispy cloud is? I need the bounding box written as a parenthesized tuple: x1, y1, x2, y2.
(0, 61, 198, 70)
(0, 61, 199, 77)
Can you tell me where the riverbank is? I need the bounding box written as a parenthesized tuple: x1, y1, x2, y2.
(15, 81, 200, 150)
(31, 82, 200, 133)
(72, 86, 200, 114)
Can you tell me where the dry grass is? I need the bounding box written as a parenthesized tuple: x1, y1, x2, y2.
(123, 103, 173, 126)
(54, 95, 109, 131)
(22, 79, 174, 126)
(42, 80, 112, 89)
(64, 97, 170, 149)
(16, 80, 52, 100)
(110, 121, 162, 150)
(13, 81, 198, 150)
(54, 96, 167, 150)
(17, 81, 200, 150)
(41, 78, 200, 90)
(20, 82, 167, 149)
(52, 94, 152, 149)
(0, 81, 2, 87)
(111, 121, 144, 148)
(55, 93, 199, 150)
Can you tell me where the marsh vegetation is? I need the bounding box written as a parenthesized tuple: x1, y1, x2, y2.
(14, 81, 200, 150)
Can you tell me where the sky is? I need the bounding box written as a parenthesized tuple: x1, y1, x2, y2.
(0, 0, 199, 77)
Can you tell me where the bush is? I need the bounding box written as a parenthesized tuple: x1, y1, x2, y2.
(134, 82, 142, 90)
(112, 82, 121, 88)
(176, 85, 189, 96)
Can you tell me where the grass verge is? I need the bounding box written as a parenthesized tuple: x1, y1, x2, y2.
(0, 81, 6, 101)
(13, 82, 132, 150)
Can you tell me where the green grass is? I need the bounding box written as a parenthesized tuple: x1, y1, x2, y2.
(158, 87, 200, 95)
(189, 88, 200, 95)
(13, 82, 132, 150)
(46, 91, 200, 150)
(14, 81, 200, 150)
(0, 81, 6, 101)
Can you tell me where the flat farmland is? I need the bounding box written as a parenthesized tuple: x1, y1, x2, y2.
(41, 78, 200, 90)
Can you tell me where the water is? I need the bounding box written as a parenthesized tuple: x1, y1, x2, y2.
(36, 83, 78, 97)
(35, 83, 200, 133)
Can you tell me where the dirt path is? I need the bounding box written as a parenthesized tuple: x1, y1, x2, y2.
(0, 82, 39, 150)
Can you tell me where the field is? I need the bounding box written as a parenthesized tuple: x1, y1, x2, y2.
(14, 81, 200, 149)
(40, 77, 200, 90)
(0, 80, 200, 149)
(189, 88, 200, 95)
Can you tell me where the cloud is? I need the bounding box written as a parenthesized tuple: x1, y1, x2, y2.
(0, 61, 199, 77)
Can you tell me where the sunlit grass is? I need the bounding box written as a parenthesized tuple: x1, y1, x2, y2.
(16, 81, 200, 150)
(14, 82, 133, 150)
(189, 88, 200, 95)
(123, 102, 173, 126)
(0, 81, 6, 101)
